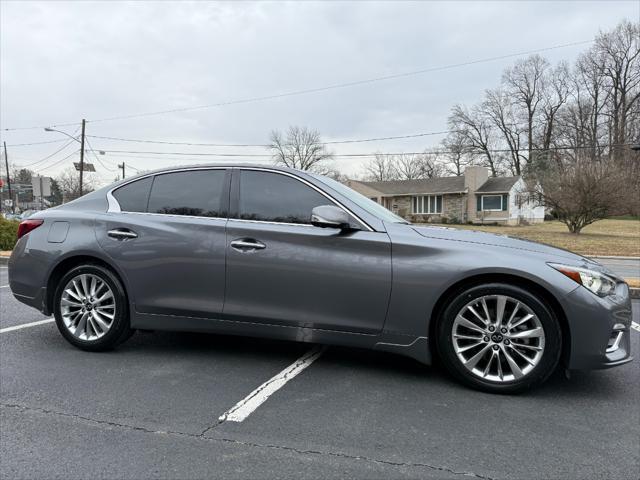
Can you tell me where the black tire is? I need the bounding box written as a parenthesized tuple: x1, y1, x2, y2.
(436, 283, 561, 394)
(53, 264, 133, 351)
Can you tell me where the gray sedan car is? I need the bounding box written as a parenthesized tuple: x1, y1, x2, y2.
(9, 165, 633, 393)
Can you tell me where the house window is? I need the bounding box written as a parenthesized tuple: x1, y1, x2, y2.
(412, 195, 442, 214)
(481, 195, 503, 211)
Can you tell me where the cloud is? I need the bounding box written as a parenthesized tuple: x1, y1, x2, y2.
(0, 1, 636, 179)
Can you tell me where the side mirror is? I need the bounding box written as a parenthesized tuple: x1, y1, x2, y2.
(311, 205, 351, 229)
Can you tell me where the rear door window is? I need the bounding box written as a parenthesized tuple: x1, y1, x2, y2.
(147, 169, 227, 218)
(112, 177, 153, 212)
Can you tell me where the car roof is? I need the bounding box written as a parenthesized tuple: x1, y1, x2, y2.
(132, 163, 299, 177)
(106, 163, 307, 190)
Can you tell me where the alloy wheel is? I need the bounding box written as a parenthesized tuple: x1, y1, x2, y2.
(451, 294, 546, 382)
(60, 273, 116, 341)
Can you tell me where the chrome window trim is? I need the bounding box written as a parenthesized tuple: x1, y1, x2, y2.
(116, 211, 228, 222)
(235, 167, 374, 232)
(106, 165, 374, 231)
(106, 166, 229, 215)
(227, 218, 314, 228)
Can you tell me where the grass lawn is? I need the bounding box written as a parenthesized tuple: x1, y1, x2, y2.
(428, 219, 640, 257)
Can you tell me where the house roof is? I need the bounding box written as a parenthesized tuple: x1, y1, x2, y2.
(475, 176, 520, 193)
(357, 176, 467, 195)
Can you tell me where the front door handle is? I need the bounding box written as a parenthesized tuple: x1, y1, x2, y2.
(230, 239, 266, 252)
(108, 228, 138, 240)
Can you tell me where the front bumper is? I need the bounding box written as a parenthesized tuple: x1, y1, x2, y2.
(563, 281, 633, 370)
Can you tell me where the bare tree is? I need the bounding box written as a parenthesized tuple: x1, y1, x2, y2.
(363, 154, 398, 181)
(448, 104, 500, 175)
(442, 130, 471, 176)
(269, 126, 333, 171)
(531, 155, 626, 233)
(594, 20, 640, 158)
(363, 152, 443, 181)
(539, 61, 571, 151)
(56, 167, 96, 202)
(482, 88, 527, 175)
(444, 20, 639, 233)
(503, 54, 549, 155)
(394, 153, 436, 180)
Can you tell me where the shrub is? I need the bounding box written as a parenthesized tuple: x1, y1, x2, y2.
(0, 217, 19, 251)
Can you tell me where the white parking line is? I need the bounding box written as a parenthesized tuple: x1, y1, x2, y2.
(218, 345, 326, 423)
(0, 318, 55, 334)
(631, 322, 640, 333)
(0, 285, 9, 288)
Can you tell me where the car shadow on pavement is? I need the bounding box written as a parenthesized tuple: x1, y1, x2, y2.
(116, 330, 632, 399)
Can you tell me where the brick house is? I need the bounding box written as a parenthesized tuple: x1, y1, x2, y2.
(348, 166, 545, 225)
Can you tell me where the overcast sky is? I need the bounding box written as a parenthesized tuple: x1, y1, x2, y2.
(1, 0, 638, 182)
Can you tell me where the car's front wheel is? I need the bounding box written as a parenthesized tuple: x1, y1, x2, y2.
(53, 264, 133, 351)
(437, 283, 561, 393)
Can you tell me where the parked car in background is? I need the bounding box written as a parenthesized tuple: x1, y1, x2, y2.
(8, 165, 633, 393)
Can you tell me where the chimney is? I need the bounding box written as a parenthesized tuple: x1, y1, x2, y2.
(464, 166, 489, 192)
(464, 166, 488, 222)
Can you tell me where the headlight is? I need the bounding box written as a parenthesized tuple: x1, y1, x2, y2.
(548, 263, 617, 297)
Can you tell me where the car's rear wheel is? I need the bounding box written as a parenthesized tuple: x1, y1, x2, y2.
(54, 264, 133, 351)
(437, 283, 561, 393)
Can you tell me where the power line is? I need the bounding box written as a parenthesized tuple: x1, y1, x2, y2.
(86, 130, 453, 147)
(3, 39, 592, 130)
(17, 126, 82, 170)
(84, 138, 118, 173)
(2, 121, 81, 133)
(94, 142, 636, 159)
(38, 149, 80, 172)
(19, 137, 78, 168)
(4, 139, 68, 147)
(86, 40, 593, 124)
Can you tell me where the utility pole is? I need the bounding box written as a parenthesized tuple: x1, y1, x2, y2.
(39, 176, 44, 211)
(79, 118, 86, 197)
(118, 162, 125, 179)
(3, 141, 14, 214)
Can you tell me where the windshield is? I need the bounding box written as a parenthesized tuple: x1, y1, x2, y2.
(311, 174, 409, 224)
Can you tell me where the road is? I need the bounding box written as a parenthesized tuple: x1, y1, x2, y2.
(1, 265, 638, 479)
(592, 257, 640, 279)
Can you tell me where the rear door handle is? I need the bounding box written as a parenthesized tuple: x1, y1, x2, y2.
(108, 228, 138, 240)
(230, 239, 266, 252)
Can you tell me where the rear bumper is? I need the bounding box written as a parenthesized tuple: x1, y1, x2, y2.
(564, 282, 633, 370)
(8, 237, 52, 315)
(12, 289, 49, 315)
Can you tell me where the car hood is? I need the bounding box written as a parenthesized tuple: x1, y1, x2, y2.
(411, 225, 601, 267)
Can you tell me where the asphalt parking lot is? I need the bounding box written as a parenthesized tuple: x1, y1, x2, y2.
(1, 265, 639, 479)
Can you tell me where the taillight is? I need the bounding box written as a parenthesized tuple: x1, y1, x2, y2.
(17, 219, 44, 240)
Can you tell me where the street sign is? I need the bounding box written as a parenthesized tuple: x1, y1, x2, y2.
(74, 162, 96, 172)
(32, 176, 52, 197)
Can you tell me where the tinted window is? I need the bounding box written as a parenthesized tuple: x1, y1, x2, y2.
(112, 177, 153, 212)
(238, 171, 330, 224)
(148, 170, 227, 217)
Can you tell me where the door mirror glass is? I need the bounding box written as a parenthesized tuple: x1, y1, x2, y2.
(311, 205, 351, 229)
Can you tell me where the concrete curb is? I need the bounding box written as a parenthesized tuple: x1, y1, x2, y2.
(0, 256, 8, 266)
(588, 255, 640, 260)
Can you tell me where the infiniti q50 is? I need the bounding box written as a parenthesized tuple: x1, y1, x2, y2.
(9, 165, 633, 393)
